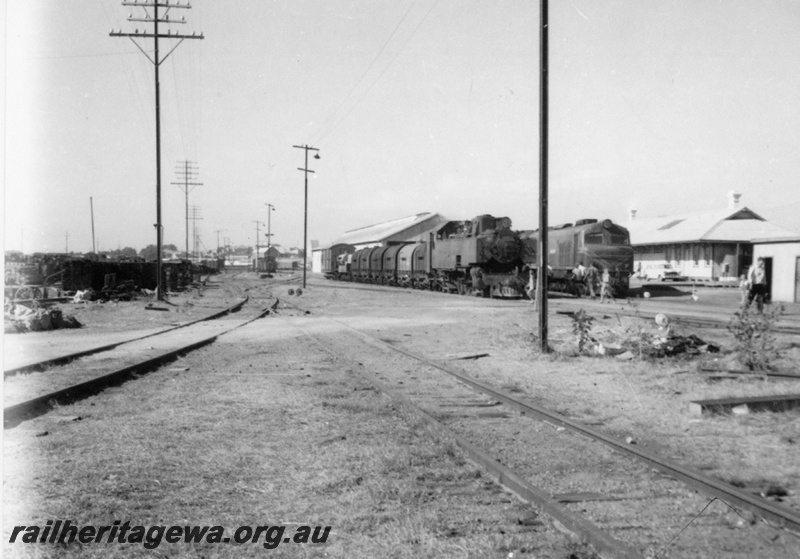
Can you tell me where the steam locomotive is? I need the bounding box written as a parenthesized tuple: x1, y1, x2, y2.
(321, 215, 632, 298)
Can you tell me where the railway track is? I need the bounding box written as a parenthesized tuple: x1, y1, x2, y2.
(311, 277, 800, 336)
(4, 296, 251, 377)
(271, 297, 800, 558)
(3, 298, 275, 429)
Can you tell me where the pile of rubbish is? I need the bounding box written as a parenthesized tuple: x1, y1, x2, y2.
(4, 303, 81, 333)
(595, 333, 719, 360)
(73, 280, 140, 303)
(594, 314, 719, 360)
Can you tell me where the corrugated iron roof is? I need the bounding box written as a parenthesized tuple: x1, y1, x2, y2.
(628, 207, 799, 245)
(322, 212, 445, 248)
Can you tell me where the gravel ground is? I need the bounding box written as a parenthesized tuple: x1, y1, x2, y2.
(4, 272, 799, 558)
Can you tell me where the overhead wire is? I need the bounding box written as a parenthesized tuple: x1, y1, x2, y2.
(310, 0, 442, 145)
(309, 0, 420, 145)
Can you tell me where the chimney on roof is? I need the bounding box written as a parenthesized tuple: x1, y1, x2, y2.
(727, 190, 742, 209)
(629, 207, 637, 221)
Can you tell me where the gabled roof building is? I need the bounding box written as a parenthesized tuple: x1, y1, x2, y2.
(311, 212, 448, 273)
(326, 212, 448, 249)
(628, 192, 799, 281)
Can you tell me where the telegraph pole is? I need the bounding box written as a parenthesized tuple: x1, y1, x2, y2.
(172, 161, 203, 260)
(189, 205, 203, 260)
(292, 144, 320, 288)
(111, 2, 204, 300)
(537, 0, 550, 353)
(265, 203, 275, 273)
(90, 197, 97, 253)
(253, 221, 265, 273)
(214, 229, 226, 257)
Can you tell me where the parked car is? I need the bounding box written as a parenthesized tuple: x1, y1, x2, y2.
(643, 264, 686, 282)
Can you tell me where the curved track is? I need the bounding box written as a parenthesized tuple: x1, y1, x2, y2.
(273, 297, 799, 557)
(4, 292, 275, 428)
(4, 296, 250, 377)
(312, 277, 800, 335)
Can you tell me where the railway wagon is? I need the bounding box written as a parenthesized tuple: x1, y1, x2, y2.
(379, 244, 408, 284)
(521, 218, 633, 296)
(321, 243, 355, 279)
(396, 242, 430, 288)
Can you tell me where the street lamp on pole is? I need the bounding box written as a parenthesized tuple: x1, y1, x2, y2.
(265, 203, 275, 274)
(292, 144, 320, 289)
(253, 220, 265, 274)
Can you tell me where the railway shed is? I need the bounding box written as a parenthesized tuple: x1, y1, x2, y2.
(627, 199, 799, 283)
(312, 212, 447, 273)
(752, 238, 800, 303)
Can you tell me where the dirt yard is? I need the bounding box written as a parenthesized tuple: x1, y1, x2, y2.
(3, 273, 799, 558)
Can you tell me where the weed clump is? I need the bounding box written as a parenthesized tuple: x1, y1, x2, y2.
(727, 304, 783, 372)
(570, 309, 595, 354)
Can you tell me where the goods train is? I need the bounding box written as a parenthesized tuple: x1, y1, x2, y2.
(321, 215, 633, 298)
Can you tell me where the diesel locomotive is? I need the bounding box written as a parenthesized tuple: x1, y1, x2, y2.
(520, 218, 634, 297)
(321, 215, 633, 298)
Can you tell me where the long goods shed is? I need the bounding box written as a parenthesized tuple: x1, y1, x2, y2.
(312, 213, 448, 273)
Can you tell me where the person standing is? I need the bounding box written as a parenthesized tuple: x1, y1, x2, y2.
(584, 264, 598, 300)
(525, 268, 535, 303)
(572, 261, 586, 297)
(746, 258, 767, 311)
(738, 274, 749, 305)
(599, 267, 615, 304)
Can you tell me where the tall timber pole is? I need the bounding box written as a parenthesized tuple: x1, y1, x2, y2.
(266, 203, 275, 272)
(90, 197, 97, 254)
(172, 161, 202, 260)
(253, 221, 264, 273)
(538, 0, 550, 352)
(111, 2, 203, 300)
(293, 144, 320, 289)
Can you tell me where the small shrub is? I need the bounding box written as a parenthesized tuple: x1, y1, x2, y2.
(570, 309, 595, 354)
(727, 304, 783, 372)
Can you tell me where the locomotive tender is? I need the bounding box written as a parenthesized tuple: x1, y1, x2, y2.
(321, 215, 633, 298)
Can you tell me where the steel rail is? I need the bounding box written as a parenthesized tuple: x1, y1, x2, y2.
(283, 316, 642, 559)
(312, 278, 800, 335)
(4, 301, 273, 429)
(348, 361, 642, 559)
(4, 296, 250, 377)
(386, 342, 800, 532)
(296, 305, 800, 533)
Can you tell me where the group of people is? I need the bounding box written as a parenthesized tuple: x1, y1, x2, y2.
(525, 262, 616, 303)
(571, 262, 615, 303)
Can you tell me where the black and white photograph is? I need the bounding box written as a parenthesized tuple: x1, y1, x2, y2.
(4, 1, 800, 557)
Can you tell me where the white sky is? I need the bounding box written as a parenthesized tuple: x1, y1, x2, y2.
(3, 0, 800, 254)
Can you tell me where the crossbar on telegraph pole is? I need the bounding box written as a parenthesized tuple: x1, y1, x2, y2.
(111, 2, 203, 300)
(292, 145, 320, 289)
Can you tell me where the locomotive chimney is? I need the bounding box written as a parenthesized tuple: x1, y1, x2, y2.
(727, 190, 742, 209)
(629, 207, 637, 222)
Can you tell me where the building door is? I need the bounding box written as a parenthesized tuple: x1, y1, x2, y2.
(795, 257, 800, 303)
(763, 257, 773, 303)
